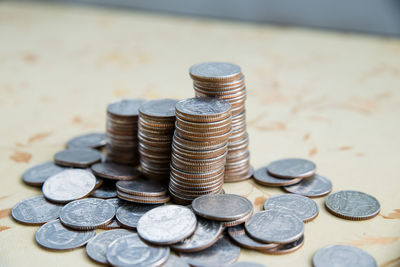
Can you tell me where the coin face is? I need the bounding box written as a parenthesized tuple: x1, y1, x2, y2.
(22, 162, 66, 186)
(106, 233, 170, 267)
(137, 205, 197, 245)
(116, 202, 162, 229)
(227, 224, 278, 250)
(42, 169, 96, 203)
(60, 198, 115, 230)
(91, 181, 117, 199)
(66, 133, 107, 149)
(35, 219, 94, 250)
(189, 62, 242, 81)
(54, 148, 102, 167)
(325, 190, 380, 220)
(263, 194, 319, 222)
(86, 229, 133, 264)
(245, 210, 304, 244)
(261, 235, 304, 255)
(101, 198, 126, 229)
(116, 178, 168, 197)
(253, 166, 302, 187)
(313, 245, 377, 267)
(175, 97, 231, 118)
(107, 99, 145, 117)
(139, 99, 179, 118)
(283, 174, 332, 197)
(192, 194, 253, 221)
(267, 158, 316, 179)
(11, 195, 63, 225)
(91, 162, 140, 180)
(163, 254, 190, 267)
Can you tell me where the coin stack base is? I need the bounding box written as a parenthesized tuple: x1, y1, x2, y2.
(116, 178, 170, 204)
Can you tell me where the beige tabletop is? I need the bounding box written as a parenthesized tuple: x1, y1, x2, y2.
(0, 2, 399, 267)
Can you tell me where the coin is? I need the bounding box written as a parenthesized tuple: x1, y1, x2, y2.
(106, 233, 170, 267)
(137, 205, 197, 245)
(171, 217, 224, 252)
(91, 162, 140, 180)
(35, 219, 94, 250)
(11, 195, 63, 225)
(86, 229, 133, 264)
(227, 224, 278, 250)
(54, 148, 102, 167)
(91, 181, 117, 199)
(267, 158, 316, 179)
(139, 98, 179, 119)
(229, 263, 266, 267)
(116, 178, 168, 197)
(117, 191, 170, 204)
(245, 210, 304, 244)
(253, 166, 302, 187)
(66, 132, 107, 149)
(325, 190, 380, 220)
(107, 99, 145, 117)
(175, 97, 231, 122)
(189, 62, 242, 82)
(22, 162, 66, 186)
(164, 254, 190, 267)
(283, 174, 332, 197)
(178, 236, 240, 267)
(42, 169, 96, 203)
(313, 245, 377, 267)
(261, 235, 304, 255)
(221, 210, 253, 227)
(263, 194, 319, 222)
(192, 194, 253, 221)
(116, 202, 162, 229)
(60, 198, 115, 230)
(101, 198, 126, 229)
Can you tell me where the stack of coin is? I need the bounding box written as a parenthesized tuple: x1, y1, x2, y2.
(169, 97, 232, 205)
(106, 99, 145, 165)
(189, 62, 252, 182)
(116, 178, 170, 204)
(138, 99, 179, 181)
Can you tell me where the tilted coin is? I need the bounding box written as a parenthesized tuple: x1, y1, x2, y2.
(313, 245, 377, 267)
(116, 202, 162, 229)
(267, 158, 316, 179)
(325, 190, 380, 220)
(11, 195, 63, 225)
(91, 181, 117, 199)
(66, 132, 107, 149)
(86, 229, 133, 264)
(116, 178, 168, 197)
(164, 254, 190, 267)
(227, 224, 278, 250)
(137, 205, 197, 245)
(189, 62, 242, 82)
(171, 217, 224, 252)
(106, 233, 170, 267)
(42, 169, 96, 203)
(91, 162, 140, 181)
(221, 210, 253, 228)
(139, 98, 179, 118)
(261, 235, 304, 255)
(263, 194, 319, 222)
(101, 198, 126, 229)
(60, 198, 115, 230)
(253, 166, 302, 187)
(35, 219, 94, 250)
(192, 194, 253, 221)
(22, 161, 66, 186)
(229, 263, 267, 267)
(245, 210, 304, 244)
(54, 148, 103, 168)
(117, 191, 170, 204)
(107, 99, 145, 117)
(283, 174, 332, 197)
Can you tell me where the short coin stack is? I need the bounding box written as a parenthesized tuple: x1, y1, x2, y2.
(189, 62, 252, 182)
(169, 97, 232, 205)
(116, 178, 170, 204)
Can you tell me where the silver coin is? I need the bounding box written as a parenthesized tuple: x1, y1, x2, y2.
(229, 263, 266, 267)
(261, 235, 304, 255)
(263, 194, 319, 222)
(189, 62, 242, 80)
(11, 195, 63, 225)
(66, 132, 107, 149)
(139, 99, 179, 118)
(313, 245, 377, 267)
(102, 198, 126, 229)
(283, 174, 332, 197)
(175, 97, 231, 117)
(107, 99, 146, 117)
(116, 202, 162, 229)
(164, 255, 190, 267)
(22, 162, 66, 186)
(91, 162, 140, 181)
(245, 210, 304, 244)
(42, 169, 96, 203)
(179, 236, 240, 267)
(91, 181, 117, 199)
(35, 219, 94, 250)
(267, 158, 316, 179)
(106, 233, 170, 267)
(171, 217, 224, 252)
(325, 190, 381, 220)
(116, 178, 168, 197)
(60, 198, 115, 230)
(192, 194, 253, 221)
(137, 205, 197, 245)
(253, 166, 302, 187)
(227, 224, 278, 250)
(86, 229, 133, 264)
(54, 148, 103, 167)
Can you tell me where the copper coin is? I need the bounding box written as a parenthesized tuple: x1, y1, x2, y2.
(253, 166, 302, 187)
(54, 148, 102, 168)
(116, 178, 168, 197)
(91, 162, 140, 181)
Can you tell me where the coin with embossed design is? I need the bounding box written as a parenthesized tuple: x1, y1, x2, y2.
(175, 97, 231, 122)
(54, 148, 102, 167)
(267, 158, 316, 179)
(91, 181, 117, 199)
(66, 132, 107, 149)
(228, 224, 278, 250)
(91, 162, 140, 181)
(313, 245, 377, 267)
(253, 166, 302, 187)
(116, 178, 168, 197)
(100, 198, 126, 229)
(22, 162, 66, 186)
(116, 202, 162, 229)
(261, 235, 304, 255)
(189, 62, 242, 82)
(283, 174, 332, 197)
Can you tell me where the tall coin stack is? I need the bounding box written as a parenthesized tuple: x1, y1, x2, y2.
(138, 99, 179, 182)
(106, 99, 145, 165)
(169, 97, 232, 205)
(189, 62, 252, 182)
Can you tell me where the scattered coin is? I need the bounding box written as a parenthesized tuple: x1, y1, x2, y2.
(22, 162, 66, 186)
(164, 254, 190, 267)
(229, 262, 267, 267)
(261, 235, 304, 255)
(54, 148, 103, 167)
(116, 202, 162, 229)
(101, 198, 126, 229)
(66, 132, 107, 149)
(35, 219, 94, 250)
(227, 224, 278, 250)
(253, 166, 302, 187)
(221, 210, 253, 227)
(267, 158, 316, 179)
(117, 191, 170, 204)
(325, 190, 380, 220)
(91, 181, 117, 199)
(42, 169, 96, 203)
(116, 178, 168, 197)
(91, 162, 140, 181)
(263, 194, 319, 222)
(60, 198, 115, 230)
(137, 205, 197, 245)
(11, 195, 63, 225)
(283, 174, 332, 197)
(313, 245, 377, 267)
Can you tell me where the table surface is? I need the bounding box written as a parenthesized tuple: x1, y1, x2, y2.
(0, 2, 399, 267)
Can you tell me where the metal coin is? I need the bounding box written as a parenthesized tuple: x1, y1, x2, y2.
(283, 174, 332, 197)
(106, 233, 170, 267)
(11, 195, 63, 225)
(171, 217, 224, 252)
(261, 235, 304, 255)
(230, 263, 267, 267)
(35, 219, 94, 250)
(116, 201, 162, 229)
(91, 181, 117, 199)
(54, 148, 102, 167)
(60, 198, 115, 230)
(139, 98, 179, 118)
(267, 158, 316, 179)
(263, 194, 319, 222)
(86, 229, 133, 264)
(137, 205, 197, 245)
(227, 224, 278, 250)
(117, 191, 170, 204)
(313, 245, 377, 267)
(253, 166, 302, 187)
(42, 169, 96, 203)
(107, 99, 146, 117)
(22, 162, 66, 186)
(164, 255, 190, 267)
(66, 132, 106, 149)
(101, 198, 126, 229)
(192, 194, 253, 221)
(91, 162, 140, 180)
(116, 178, 168, 197)
(325, 190, 380, 220)
(175, 97, 231, 120)
(221, 210, 253, 227)
(189, 62, 242, 82)
(245, 210, 304, 244)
